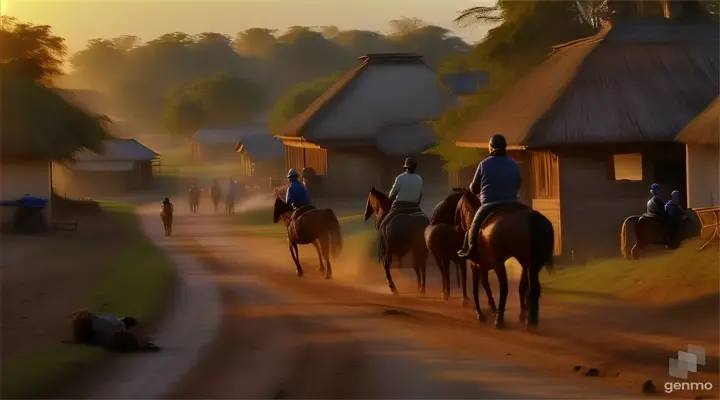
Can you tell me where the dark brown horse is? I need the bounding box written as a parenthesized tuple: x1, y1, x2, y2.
(455, 190, 555, 331)
(425, 189, 469, 304)
(273, 198, 343, 279)
(620, 214, 690, 260)
(364, 186, 429, 296)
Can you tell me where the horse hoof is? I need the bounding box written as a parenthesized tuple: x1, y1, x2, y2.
(476, 313, 486, 323)
(325, 275, 332, 280)
(297, 271, 304, 278)
(442, 294, 449, 301)
(526, 323, 538, 334)
(495, 320, 505, 330)
(461, 298, 470, 308)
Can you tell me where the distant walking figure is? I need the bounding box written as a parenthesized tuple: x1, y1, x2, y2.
(160, 197, 174, 236)
(188, 184, 200, 213)
(210, 180, 222, 212)
(226, 178, 237, 214)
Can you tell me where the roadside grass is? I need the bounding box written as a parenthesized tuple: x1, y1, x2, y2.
(544, 239, 719, 304)
(1, 202, 174, 399)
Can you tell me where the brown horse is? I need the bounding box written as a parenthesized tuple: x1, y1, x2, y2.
(160, 202, 174, 236)
(273, 198, 343, 279)
(455, 190, 555, 331)
(364, 187, 429, 296)
(425, 189, 469, 304)
(620, 214, 690, 260)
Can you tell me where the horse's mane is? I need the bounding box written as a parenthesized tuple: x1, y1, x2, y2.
(273, 197, 293, 223)
(430, 190, 466, 225)
(369, 186, 391, 209)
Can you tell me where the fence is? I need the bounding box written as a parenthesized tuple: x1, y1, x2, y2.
(693, 206, 720, 251)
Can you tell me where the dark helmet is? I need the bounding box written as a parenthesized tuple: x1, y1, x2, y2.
(489, 134, 507, 150)
(403, 157, 417, 170)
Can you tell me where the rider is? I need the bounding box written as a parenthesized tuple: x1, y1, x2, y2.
(665, 190, 689, 241)
(381, 158, 424, 229)
(457, 134, 522, 260)
(285, 168, 311, 210)
(646, 183, 666, 218)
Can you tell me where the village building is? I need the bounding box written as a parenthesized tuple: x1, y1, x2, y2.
(236, 133, 286, 187)
(676, 97, 719, 209)
(52, 139, 159, 198)
(190, 124, 265, 162)
(454, 18, 719, 260)
(274, 53, 463, 197)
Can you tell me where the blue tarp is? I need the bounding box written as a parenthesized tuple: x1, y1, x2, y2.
(0, 195, 48, 208)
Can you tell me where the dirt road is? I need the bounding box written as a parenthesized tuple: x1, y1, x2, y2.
(151, 201, 716, 399)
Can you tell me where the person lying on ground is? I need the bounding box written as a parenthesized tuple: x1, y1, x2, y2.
(68, 309, 160, 352)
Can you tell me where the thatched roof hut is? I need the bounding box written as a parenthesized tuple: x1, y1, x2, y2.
(1, 72, 108, 161)
(456, 22, 719, 149)
(677, 97, 719, 208)
(676, 97, 720, 145)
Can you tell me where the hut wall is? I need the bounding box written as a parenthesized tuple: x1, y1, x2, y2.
(448, 166, 476, 190)
(528, 151, 562, 256)
(326, 148, 384, 197)
(686, 144, 719, 208)
(1, 161, 52, 225)
(557, 145, 685, 261)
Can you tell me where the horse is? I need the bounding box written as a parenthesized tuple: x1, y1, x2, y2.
(188, 187, 200, 213)
(425, 189, 469, 305)
(455, 190, 555, 331)
(620, 214, 690, 260)
(160, 202, 174, 236)
(364, 186, 429, 296)
(273, 198, 343, 279)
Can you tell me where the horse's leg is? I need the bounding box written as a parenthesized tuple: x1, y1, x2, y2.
(416, 245, 428, 295)
(321, 236, 332, 280)
(289, 241, 303, 277)
(494, 264, 509, 330)
(526, 266, 542, 332)
(312, 240, 325, 273)
(430, 248, 449, 300)
(458, 260, 469, 308)
(471, 265, 486, 322)
(518, 266, 529, 322)
(479, 266, 497, 315)
(384, 257, 399, 296)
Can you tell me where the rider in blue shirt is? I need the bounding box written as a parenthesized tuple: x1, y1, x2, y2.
(285, 168, 311, 209)
(646, 183, 666, 218)
(458, 134, 522, 259)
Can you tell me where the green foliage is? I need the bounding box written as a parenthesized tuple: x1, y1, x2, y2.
(162, 73, 263, 136)
(0, 16, 67, 85)
(68, 18, 470, 129)
(267, 73, 341, 132)
(1, 68, 108, 160)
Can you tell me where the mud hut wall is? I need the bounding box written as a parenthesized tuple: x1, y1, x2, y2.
(686, 143, 719, 208)
(526, 151, 563, 256)
(557, 144, 686, 260)
(325, 148, 384, 197)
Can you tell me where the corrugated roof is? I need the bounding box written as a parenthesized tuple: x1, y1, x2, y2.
(457, 22, 720, 148)
(275, 53, 429, 138)
(192, 125, 266, 144)
(676, 97, 720, 145)
(73, 139, 158, 161)
(375, 123, 438, 156)
(236, 134, 285, 159)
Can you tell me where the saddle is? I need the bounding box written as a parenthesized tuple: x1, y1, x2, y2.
(378, 202, 428, 264)
(290, 204, 316, 222)
(479, 201, 529, 230)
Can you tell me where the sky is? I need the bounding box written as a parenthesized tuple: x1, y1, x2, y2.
(3, 0, 494, 54)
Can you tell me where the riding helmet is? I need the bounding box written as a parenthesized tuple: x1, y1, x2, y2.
(650, 183, 660, 193)
(287, 168, 299, 178)
(403, 157, 417, 170)
(489, 134, 507, 150)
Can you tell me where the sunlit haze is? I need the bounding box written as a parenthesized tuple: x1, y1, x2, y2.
(4, 0, 493, 54)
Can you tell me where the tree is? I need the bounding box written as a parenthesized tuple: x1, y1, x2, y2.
(387, 18, 471, 68)
(267, 73, 341, 132)
(0, 16, 67, 84)
(233, 28, 278, 58)
(163, 73, 263, 136)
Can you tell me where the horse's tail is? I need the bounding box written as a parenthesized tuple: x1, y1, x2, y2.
(620, 216, 640, 259)
(528, 210, 555, 273)
(325, 209, 343, 259)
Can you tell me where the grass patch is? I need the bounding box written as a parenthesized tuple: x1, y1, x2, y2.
(1, 202, 174, 399)
(544, 239, 719, 304)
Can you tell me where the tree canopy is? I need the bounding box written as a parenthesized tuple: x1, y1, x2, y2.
(267, 73, 341, 133)
(0, 16, 67, 85)
(66, 17, 469, 130)
(162, 73, 264, 136)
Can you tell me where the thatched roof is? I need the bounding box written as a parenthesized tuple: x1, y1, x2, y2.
(1, 71, 108, 161)
(192, 124, 266, 144)
(676, 97, 719, 145)
(236, 134, 285, 160)
(456, 21, 720, 149)
(72, 139, 159, 161)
